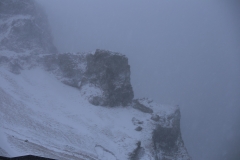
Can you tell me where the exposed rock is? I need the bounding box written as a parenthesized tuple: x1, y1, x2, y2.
(135, 126, 142, 131)
(88, 96, 105, 106)
(41, 50, 134, 107)
(0, 1, 191, 159)
(151, 114, 160, 121)
(132, 117, 143, 125)
(1, 49, 133, 107)
(0, 53, 191, 159)
(152, 109, 191, 160)
(132, 99, 153, 113)
(84, 49, 134, 107)
(43, 53, 86, 88)
(128, 141, 144, 160)
(95, 145, 117, 160)
(0, 0, 57, 54)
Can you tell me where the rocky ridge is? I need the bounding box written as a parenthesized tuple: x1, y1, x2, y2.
(0, 0, 191, 159)
(0, 0, 57, 54)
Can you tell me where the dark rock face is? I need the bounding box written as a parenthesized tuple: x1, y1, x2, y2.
(128, 141, 144, 160)
(132, 99, 153, 113)
(152, 109, 191, 160)
(42, 50, 134, 107)
(2, 49, 134, 107)
(44, 53, 86, 87)
(135, 126, 142, 131)
(151, 114, 160, 122)
(0, 1, 191, 159)
(85, 49, 134, 107)
(0, 0, 57, 54)
(132, 117, 143, 125)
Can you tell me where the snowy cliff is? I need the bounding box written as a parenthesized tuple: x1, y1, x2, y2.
(0, 0, 57, 54)
(0, 0, 191, 159)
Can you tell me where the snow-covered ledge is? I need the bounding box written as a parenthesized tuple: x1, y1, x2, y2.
(0, 50, 191, 159)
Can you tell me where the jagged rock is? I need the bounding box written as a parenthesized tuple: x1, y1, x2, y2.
(88, 96, 105, 106)
(132, 117, 143, 125)
(128, 141, 144, 160)
(152, 109, 191, 160)
(84, 49, 134, 107)
(0, 0, 57, 54)
(151, 114, 160, 121)
(42, 50, 134, 107)
(42, 53, 87, 88)
(0, 1, 191, 159)
(135, 126, 142, 131)
(132, 99, 153, 113)
(95, 145, 117, 160)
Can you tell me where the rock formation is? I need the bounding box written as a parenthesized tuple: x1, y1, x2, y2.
(0, 0, 191, 159)
(84, 49, 134, 107)
(0, 0, 57, 54)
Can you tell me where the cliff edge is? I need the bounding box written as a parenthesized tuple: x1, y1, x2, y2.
(0, 0, 191, 159)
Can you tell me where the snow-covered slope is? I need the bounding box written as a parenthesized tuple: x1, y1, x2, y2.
(0, 64, 189, 159)
(0, 0, 191, 159)
(0, 0, 57, 54)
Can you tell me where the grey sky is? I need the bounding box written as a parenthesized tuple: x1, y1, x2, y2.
(38, 0, 240, 159)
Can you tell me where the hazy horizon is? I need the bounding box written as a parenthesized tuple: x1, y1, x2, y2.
(38, 0, 240, 159)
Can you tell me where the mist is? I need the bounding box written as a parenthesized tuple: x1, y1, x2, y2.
(37, 0, 240, 159)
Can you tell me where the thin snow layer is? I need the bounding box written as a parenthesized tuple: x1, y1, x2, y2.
(0, 67, 177, 160)
(0, 50, 34, 58)
(0, 15, 32, 42)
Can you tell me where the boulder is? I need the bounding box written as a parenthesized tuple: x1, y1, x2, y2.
(135, 126, 142, 131)
(132, 117, 143, 125)
(132, 99, 153, 113)
(152, 109, 191, 159)
(151, 114, 160, 121)
(128, 141, 144, 160)
(84, 49, 134, 107)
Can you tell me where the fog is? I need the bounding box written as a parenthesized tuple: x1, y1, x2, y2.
(37, 0, 240, 159)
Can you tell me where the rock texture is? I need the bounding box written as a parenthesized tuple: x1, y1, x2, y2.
(133, 98, 191, 160)
(0, 0, 191, 159)
(85, 49, 134, 106)
(132, 99, 153, 113)
(42, 50, 134, 107)
(0, 0, 57, 54)
(153, 110, 189, 160)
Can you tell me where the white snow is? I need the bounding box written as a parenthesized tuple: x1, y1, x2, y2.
(0, 128, 17, 156)
(0, 66, 177, 159)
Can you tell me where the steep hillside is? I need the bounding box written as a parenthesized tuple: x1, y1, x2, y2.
(0, 51, 191, 160)
(0, 0, 191, 159)
(0, 0, 57, 54)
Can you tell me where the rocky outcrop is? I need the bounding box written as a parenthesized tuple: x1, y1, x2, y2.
(42, 50, 134, 107)
(85, 49, 134, 106)
(128, 141, 144, 160)
(152, 109, 190, 160)
(132, 99, 153, 113)
(0, 1, 191, 159)
(0, 49, 134, 107)
(133, 98, 191, 160)
(0, 0, 57, 54)
(0, 51, 191, 159)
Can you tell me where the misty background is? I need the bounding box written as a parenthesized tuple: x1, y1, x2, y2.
(37, 0, 240, 160)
